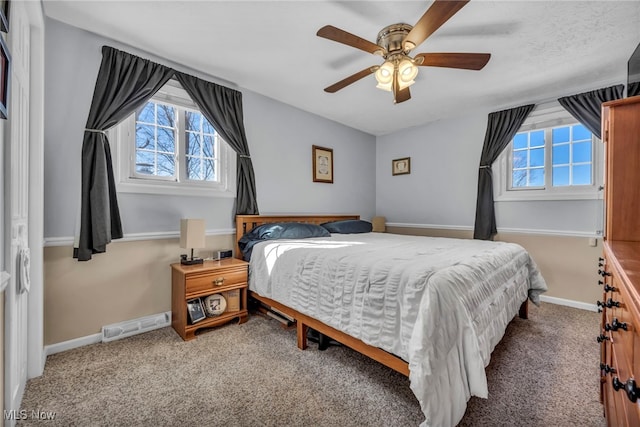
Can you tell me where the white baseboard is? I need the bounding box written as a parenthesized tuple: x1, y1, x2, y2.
(539, 295, 598, 312)
(44, 333, 102, 357)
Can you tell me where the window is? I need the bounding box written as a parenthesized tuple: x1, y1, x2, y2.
(111, 81, 235, 197)
(494, 102, 602, 201)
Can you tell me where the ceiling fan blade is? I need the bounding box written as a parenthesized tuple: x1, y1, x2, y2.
(414, 52, 490, 70)
(317, 25, 385, 55)
(394, 87, 411, 104)
(324, 66, 378, 93)
(403, 0, 470, 51)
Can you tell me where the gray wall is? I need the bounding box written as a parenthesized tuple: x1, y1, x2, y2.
(44, 18, 376, 239)
(376, 109, 604, 234)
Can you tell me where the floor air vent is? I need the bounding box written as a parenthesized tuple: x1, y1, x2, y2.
(102, 311, 171, 342)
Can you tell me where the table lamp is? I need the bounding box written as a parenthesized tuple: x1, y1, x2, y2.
(180, 219, 205, 265)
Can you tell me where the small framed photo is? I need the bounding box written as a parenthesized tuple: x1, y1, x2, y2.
(187, 298, 206, 324)
(312, 145, 333, 183)
(0, 34, 9, 120)
(392, 157, 411, 176)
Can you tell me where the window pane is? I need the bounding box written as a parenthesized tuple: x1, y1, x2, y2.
(573, 124, 591, 141)
(156, 154, 175, 177)
(512, 170, 527, 188)
(530, 148, 544, 167)
(185, 111, 200, 132)
(513, 151, 527, 169)
(529, 168, 544, 186)
(156, 104, 175, 127)
(186, 156, 201, 180)
(572, 141, 592, 163)
(572, 164, 592, 185)
(137, 102, 155, 124)
(203, 158, 215, 181)
(553, 165, 570, 186)
(157, 128, 175, 153)
(530, 130, 544, 147)
(187, 132, 201, 156)
(135, 150, 155, 175)
(552, 144, 569, 165)
(203, 118, 215, 135)
(552, 127, 570, 144)
(203, 135, 215, 158)
(136, 124, 155, 149)
(513, 133, 527, 149)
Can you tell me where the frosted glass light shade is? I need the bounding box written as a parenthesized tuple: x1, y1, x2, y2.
(375, 61, 394, 91)
(179, 219, 206, 249)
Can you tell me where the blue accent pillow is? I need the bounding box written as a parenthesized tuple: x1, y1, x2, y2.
(320, 219, 372, 234)
(238, 222, 330, 261)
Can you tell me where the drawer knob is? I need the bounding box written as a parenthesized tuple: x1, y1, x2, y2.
(612, 377, 640, 403)
(596, 300, 605, 313)
(597, 334, 609, 343)
(605, 298, 620, 308)
(598, 269, 612, 277)
(598, 257, 604, 267)
(213, 277, 225, 286)
(605, 318, 628, 332)
(598, 280, 604, 286)
(604, 284, 617, 293)
(600, 363, 616, 375)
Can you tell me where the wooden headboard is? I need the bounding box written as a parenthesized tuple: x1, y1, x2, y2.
(235, 214, 360, 259)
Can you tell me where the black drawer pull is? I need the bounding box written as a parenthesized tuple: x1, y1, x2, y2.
(599, 257, 605, 267)
(605, 318, 628, 332)
(597, 334, 609, 343)
(612, 377, 640, 403)
(606, 298, 620, 308)
(600, 363, 617, 375)
(598, 269, 612, 277)
(604, 284, 617, 293)
(598, 280, 604, 286)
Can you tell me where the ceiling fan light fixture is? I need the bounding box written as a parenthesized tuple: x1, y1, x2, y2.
(397, 58, 418, 90)
(375, 60, 394, 91)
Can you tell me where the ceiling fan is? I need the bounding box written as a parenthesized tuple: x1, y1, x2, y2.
(317, 0, 490, 104)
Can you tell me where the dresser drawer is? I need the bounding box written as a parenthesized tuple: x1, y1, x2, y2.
(186, 268, 247, 296)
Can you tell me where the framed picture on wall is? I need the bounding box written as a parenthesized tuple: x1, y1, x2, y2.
(0, 0, 9, 33)
(0, 34, 10, 120)
(312, 145, 333, 183)
(392, 157, 411, 176)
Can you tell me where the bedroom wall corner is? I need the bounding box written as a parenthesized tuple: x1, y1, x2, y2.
(43, 234, 234, 346)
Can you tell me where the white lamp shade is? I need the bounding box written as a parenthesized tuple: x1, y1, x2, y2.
(375, 61, 394, 91)
(180, 219, 206, 249)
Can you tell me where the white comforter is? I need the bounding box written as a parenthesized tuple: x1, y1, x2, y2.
(248, 233, 547, 426)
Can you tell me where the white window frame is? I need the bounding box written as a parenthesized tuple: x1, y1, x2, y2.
(493, 102, 603, 201)
(110, 80, 236, 198)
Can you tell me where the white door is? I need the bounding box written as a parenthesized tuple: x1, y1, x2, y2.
(4, 2, 31, 422)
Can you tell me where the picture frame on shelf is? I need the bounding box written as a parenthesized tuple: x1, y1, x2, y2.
(0, 0, 9, 33)
(392, 157, 411, 176)
(186, 298, 206, 324)
(312, 145, 333, 183)
(0, 34, 9, 120)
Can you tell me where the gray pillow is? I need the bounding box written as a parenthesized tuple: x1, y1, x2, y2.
(321, 219, 372, 234)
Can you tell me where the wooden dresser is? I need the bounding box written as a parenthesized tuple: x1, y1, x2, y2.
(599, 95, 640, 425)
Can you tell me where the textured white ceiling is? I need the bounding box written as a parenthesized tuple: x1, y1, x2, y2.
(43, 0, 640, 136)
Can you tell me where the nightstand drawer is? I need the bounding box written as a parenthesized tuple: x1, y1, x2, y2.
(186, 269, 247, 295)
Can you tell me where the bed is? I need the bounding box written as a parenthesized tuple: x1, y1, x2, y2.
(235, 214, 547, 427)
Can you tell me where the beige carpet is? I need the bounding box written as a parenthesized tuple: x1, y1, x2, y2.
(19, 302, 604, 426)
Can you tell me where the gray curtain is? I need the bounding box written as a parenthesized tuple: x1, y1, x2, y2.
(473, 104, 535, 241)
(557, 85, 624, 139)
(75, 46, 174, 261)
(175, 73, 259, 214)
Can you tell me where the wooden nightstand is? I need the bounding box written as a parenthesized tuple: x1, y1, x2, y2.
(171, 258, 249, 340)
